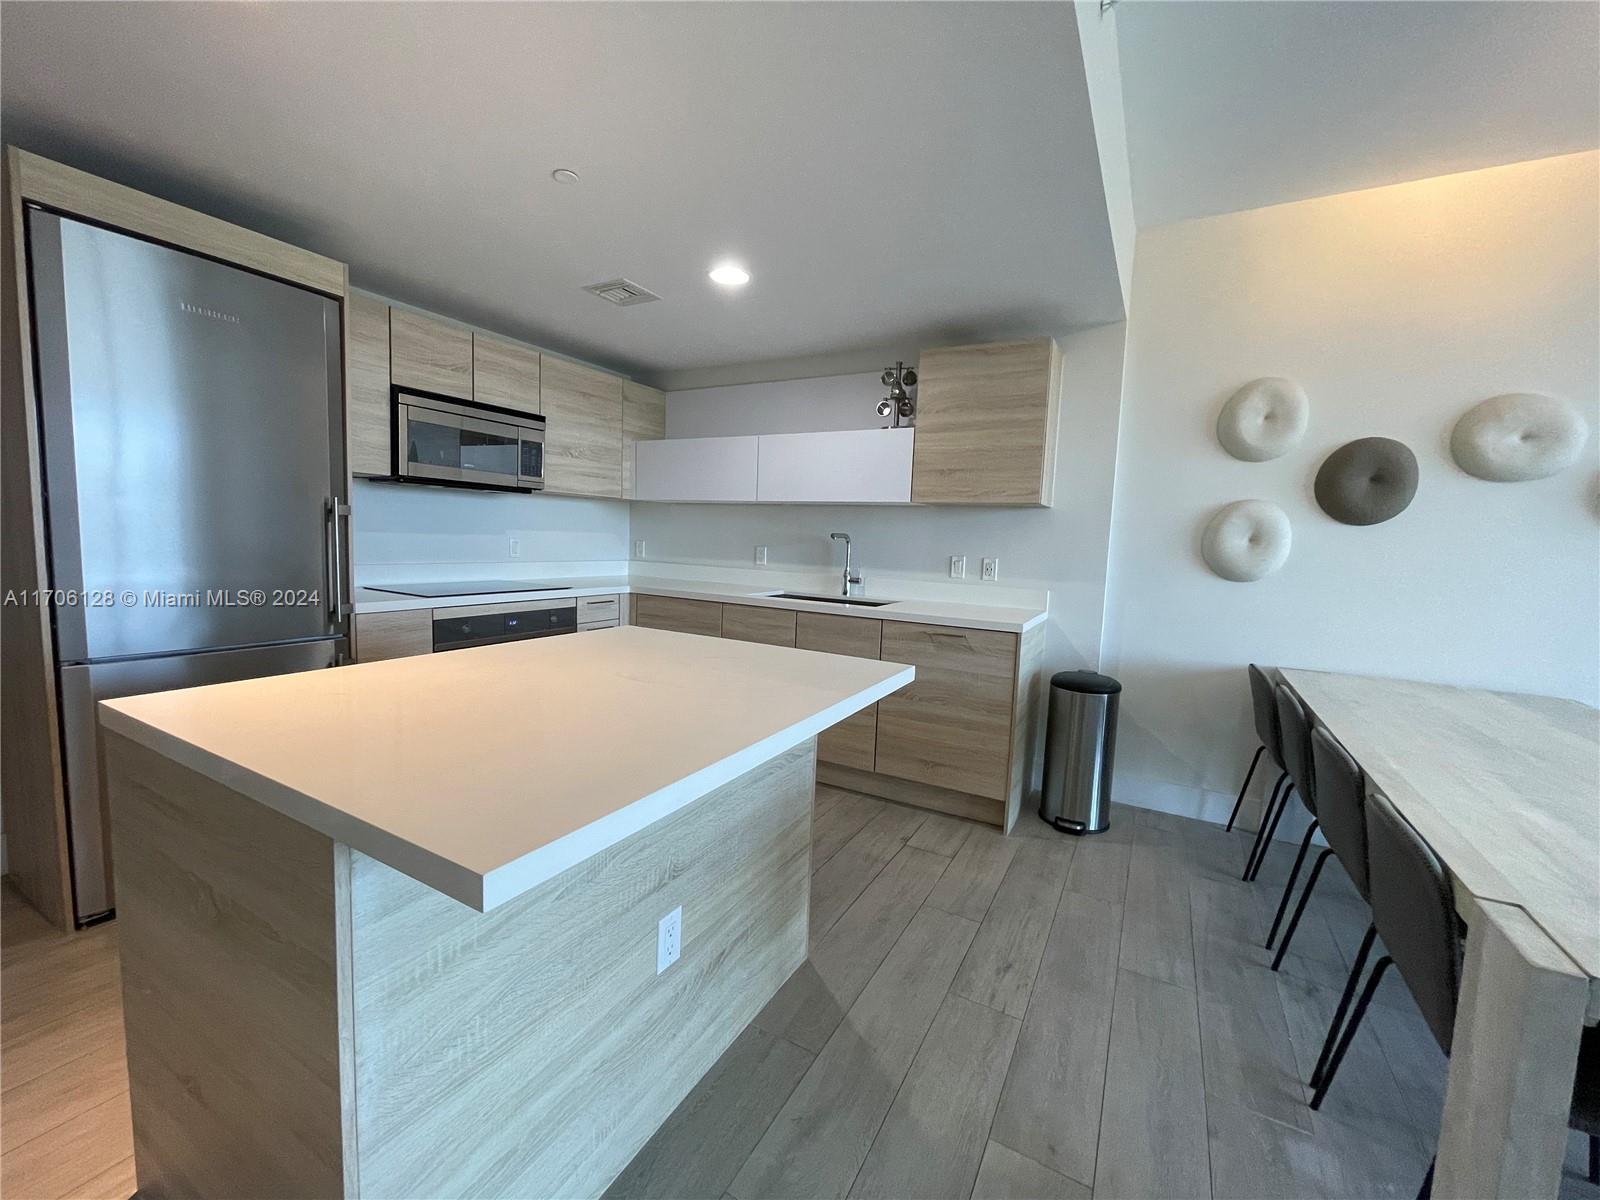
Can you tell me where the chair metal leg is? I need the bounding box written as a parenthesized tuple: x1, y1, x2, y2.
(1417, 1157, 1435, 1200)
(1272, 848, 1331, 970)
(1311, 924, 1377, 1090)
(1310, 955, 1392, 1110)
(1245, 777, 1293, 883)
(1266, 820, 1320, 949)
(1226, 745, 1265, 833)
(1240, 771, 1285, 879)
(1589, 1133, 1598, 1185)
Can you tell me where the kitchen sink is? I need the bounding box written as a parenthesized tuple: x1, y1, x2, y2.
(762, 592, 894, 607)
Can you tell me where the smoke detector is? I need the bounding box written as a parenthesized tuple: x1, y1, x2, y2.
(583, 278, 661, 307)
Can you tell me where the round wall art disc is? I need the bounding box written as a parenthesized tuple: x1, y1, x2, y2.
(1314, 437, 1418, 526)
(1450, 393, 1590, 482)
(1216, 378, 1309, 462)
(1201, 500, 1292, 582)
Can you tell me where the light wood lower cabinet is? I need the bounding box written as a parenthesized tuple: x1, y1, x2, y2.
(632, 594, 723, 638)
(874, 622, 1017, 802)
(795, 612, 882, 772)
(720, 604, 797, 647)
(354, 610, 432, 662)
(543, 357, 624, 499)
(347, 291, 392, 476)
(390, 308, 473, 399)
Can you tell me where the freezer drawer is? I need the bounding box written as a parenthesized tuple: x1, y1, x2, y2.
(58, 638, 344, 923)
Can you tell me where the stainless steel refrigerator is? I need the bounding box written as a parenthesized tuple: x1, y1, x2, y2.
(26, 209, 350, 925)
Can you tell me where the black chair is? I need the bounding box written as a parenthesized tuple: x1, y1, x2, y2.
(1272, 726, 1369, 974)
(1228, 664, 1289, 837)
(1572, 1026, 1600, 1185)
(1250, 684, 1317, 926)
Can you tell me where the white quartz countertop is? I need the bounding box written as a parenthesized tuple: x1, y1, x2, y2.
(98, 627, 913, 911)
(352, 575, 1046, 633)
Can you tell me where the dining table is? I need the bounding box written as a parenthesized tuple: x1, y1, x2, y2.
(1281, 668, 1600, 1200)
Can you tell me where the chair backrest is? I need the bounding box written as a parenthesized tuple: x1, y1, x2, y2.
(1248, 665, 1283, 767)
(1273, 682, 1316, 812)
(1367, 790, 1462, 1055)
(1310, 726, 1371, 902)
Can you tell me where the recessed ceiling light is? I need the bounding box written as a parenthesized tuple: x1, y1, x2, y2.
(709, 261, 751, 288)
(551, 168, 580, 185)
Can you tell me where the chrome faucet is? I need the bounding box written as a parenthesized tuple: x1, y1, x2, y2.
(830, 532, 864, 596)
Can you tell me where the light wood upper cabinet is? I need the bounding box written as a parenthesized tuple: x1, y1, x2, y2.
(874, 622, 1017, 801)
(472, 333, 540, 415)
(622, 381, 666, 499)
(390, 309, 473, 399)
(542, 357, 623, 498)
(347, 291, 392, 476)
(911, 337, 1062, 506)
(796, 613, 883, 773)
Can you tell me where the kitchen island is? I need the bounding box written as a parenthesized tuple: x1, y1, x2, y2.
(97, 626, 912, 1199)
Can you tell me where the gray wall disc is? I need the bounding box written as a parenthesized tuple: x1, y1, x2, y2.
(1216, 377, 1309, 462)
(1201, 500, 1292, 581)
(1450, 393, 1590, 482)
(1314, 437, 1418, 525)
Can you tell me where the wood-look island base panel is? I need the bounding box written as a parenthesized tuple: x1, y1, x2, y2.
(106, 732, 815, 1199)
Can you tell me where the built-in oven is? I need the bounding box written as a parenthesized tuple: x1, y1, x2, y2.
(432, 599, 577, 652)
(395, 388, 544, 492)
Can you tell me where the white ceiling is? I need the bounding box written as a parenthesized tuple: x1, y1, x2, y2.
(1117, 0, 1600, 227)
(0, 2, 1125, 385)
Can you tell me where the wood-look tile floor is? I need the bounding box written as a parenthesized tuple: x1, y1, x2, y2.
(4, 791, 1598, 1200)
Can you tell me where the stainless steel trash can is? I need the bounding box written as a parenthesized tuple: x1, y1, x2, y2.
(1039, 670, 1120, 835)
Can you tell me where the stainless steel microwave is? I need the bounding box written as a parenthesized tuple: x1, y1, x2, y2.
(394, 389, 545, 492)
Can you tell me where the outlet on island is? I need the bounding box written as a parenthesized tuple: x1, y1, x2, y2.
(657, 906, 682, 974)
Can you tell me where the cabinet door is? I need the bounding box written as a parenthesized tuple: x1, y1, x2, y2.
(347, 292, 392, 476)
(796, 613, 882, 772)
(721, 604, 796, 647)
(542, 357, 623, 498)
(390, 309, 472, 399)
(633, 436, 758, 502)
(756, 428, 914, 503)
(354, 610, 432, 662)
(875, 622, 1016, 800)
(911, 338, 1061, 506)
(622, 381, 666, 499)
(473, 333, 541, 415)
(632, 595, 722, 638)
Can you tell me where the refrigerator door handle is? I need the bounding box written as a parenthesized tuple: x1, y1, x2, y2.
(324, 498, 339, 623)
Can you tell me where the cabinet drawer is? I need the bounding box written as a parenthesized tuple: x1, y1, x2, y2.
(390, 309, 473, 399)
(578, 619, 619, 633)
(874, 622, 1017, 800)
(720, 604, 796, 647)
(577, 595, 622, 624)
(796, 613, 883, 771)
(354, 610, 432, 662)
(632, 594, 723, 638)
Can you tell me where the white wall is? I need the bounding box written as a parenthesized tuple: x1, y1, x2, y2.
(351, 480, 629, 575)
(1102, 151, 1600, 824)
(1074, 0, 1136, 310)
(633, 322, 1128, 676)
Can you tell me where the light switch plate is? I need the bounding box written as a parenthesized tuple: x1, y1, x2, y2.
(981, 557, 999, 581)
(508, 537, 521, 559)
(633, 539, 646, 559)
(950, 555, 966, 580)
(657, 906, 682, 974)
(754, 545, 768, 566)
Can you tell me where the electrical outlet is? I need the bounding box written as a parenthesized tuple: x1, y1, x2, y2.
(633, 539, 646, 559)
(657, 906, 682, 974)
(754, 545, 768, 566)
(949, 555, 966, 580)
(981, 557, 999, 581)
(508, 537, 521, 559)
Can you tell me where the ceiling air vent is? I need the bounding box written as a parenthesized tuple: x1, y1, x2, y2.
(583, 278, 661, 307)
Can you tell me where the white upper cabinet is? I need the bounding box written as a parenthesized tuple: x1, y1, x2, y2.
(756, 428, 914, 503)
(634, 436, 759, 502)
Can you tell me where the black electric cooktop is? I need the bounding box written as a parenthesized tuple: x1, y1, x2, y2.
(366, 580, 570, 598)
